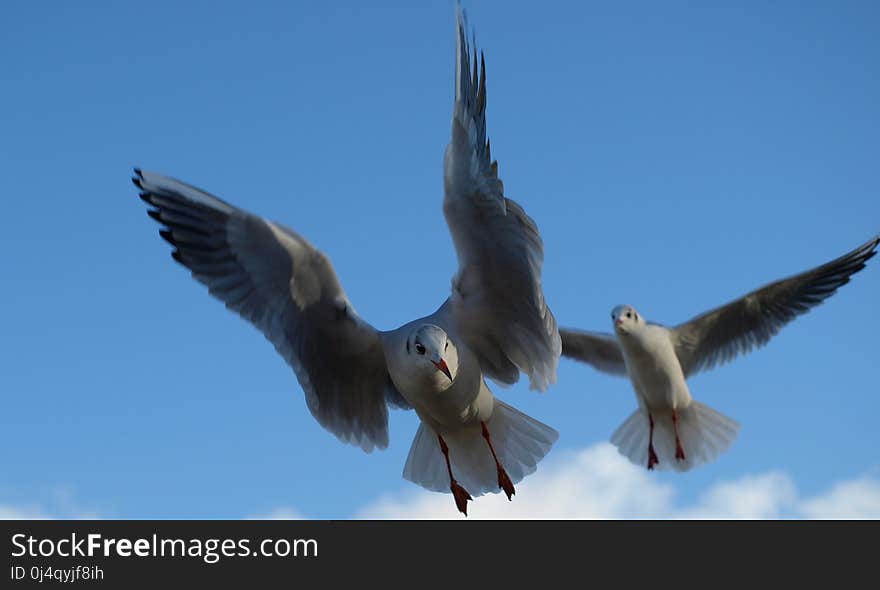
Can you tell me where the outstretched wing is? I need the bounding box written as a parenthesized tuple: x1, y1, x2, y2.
(559, 329, 628, 376)
(135, 169, 409, 452)
(672, 235, 879, 377)
(442, 10, 560, 391)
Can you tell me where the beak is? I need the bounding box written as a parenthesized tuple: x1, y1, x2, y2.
(433, 359, 452, 381)
(615, 319, 623, 327)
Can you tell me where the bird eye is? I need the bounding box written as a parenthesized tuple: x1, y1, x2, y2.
(626, 312, 632, 318)
(415, 343, 426, 355)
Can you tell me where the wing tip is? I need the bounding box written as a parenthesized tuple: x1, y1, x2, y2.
(132, 167, 144, 189)
(861, 234, 879, 258)
(159, 228, 176, 247)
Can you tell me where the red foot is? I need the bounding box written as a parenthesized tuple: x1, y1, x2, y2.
(497, 467, 515, 501)
(647, 444, 659, 470)
(450, 480, 472, 516)
(647, 413, 659, 470)
(675, 439, 686, 461)
(672, 409, 686, 462)
(481, 420, 515, 501)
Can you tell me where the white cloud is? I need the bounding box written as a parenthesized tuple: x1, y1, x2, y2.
(0, 489, 100, 520)
(355, 443, 880, 520)
(675, 472, 798, 519)
(800, 477, 880, 519)
(0, 504, 48, 520)
(247, 507, 304, 520)
(7, 447, 879, 520)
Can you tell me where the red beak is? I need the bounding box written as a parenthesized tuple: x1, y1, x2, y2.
(615, 319, 623, 326)
(433, 359, 452, 381)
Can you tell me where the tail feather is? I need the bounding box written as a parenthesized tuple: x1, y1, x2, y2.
(403, 399, 558, 497)
(610, 401, 740, 472)
(402, 425, 449, 493)
(611, 411, 647, 461)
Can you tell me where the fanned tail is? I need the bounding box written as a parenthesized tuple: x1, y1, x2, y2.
(403, 399, 558, 496)
(611, 402, 740, 472)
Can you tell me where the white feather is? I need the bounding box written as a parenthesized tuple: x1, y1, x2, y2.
(403, 399, 558, 496)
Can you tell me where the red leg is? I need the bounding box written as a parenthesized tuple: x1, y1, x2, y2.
(438, 434, 472, 516)
(647, 413, 659, 470)
(481, 421, 515, 500)
(672, 409, 686, 461)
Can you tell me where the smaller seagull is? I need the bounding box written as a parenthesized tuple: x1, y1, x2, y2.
(560, 235, 879, 471)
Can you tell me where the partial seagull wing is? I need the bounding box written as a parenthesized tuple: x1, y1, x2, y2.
(443, 10, 560, 391)
(559, 329, 628, 376)
(672, 235, 879, 377)
(135, 169, 409, 452)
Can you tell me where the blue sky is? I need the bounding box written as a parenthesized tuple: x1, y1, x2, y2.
(1, 1, 878, 519)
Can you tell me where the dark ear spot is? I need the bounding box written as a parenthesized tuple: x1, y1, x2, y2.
(406, 339, 411, 353)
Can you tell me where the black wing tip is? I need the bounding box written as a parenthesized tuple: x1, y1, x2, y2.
(456, 1, 466, 26)
(159, 229, 176, 247)
(853, 234, 878, 253)
(839, 234, 880, 271)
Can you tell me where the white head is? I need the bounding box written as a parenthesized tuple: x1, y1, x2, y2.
(405, 324, 459, 388)
(611, 304, 643, 334)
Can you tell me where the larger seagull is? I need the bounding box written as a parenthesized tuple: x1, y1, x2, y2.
(561, 236, 878, 472)
(134, 9, 560, 516)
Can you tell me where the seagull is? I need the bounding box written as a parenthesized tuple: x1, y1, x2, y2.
(560, 235, 878, 472)
(133, 9, 560, 516)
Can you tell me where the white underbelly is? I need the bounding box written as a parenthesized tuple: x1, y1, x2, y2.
(622, 330, 692, 411)
(407, 374, 494, 433)
(629, 361, 690, 410)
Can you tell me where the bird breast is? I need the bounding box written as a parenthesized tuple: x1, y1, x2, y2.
(618, 325, 691, 410)
(394, 348, 487, 430)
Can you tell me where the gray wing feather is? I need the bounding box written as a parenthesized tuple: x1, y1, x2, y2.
(135, 169, 408, 452)
(559, 329, 628, 376)
(442, 11, 560, 391)
(672, 235, 879, 377)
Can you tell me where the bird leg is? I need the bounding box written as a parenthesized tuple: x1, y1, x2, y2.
(481, 421, 515, 500)
(672, 409, 686, 461)
(438, 434, 472, 516)
(647, 413, 660, 470)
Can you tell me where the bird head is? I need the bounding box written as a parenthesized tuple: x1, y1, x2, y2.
(406, 324, 459, 386)
(611, 304, 642, 333)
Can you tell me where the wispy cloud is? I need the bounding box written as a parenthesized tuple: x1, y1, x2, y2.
(0, 503, 100, 520)
(0, 488, 100, 520)
(355, 443, 880, 519)
(7, 448, 879, 520)
(0, 504, 49, 520)
(800, 477, 880, 519)
(246, 507, 304, 520)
